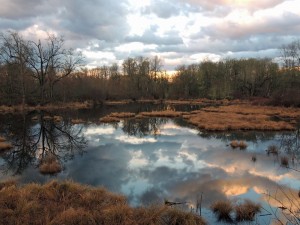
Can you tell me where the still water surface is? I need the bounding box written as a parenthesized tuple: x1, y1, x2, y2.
(0, 105, 299, 224)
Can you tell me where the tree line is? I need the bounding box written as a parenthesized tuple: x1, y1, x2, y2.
(0, 31, 299, 106)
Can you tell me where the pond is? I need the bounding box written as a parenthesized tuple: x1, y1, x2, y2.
(0, 104, 299, 224)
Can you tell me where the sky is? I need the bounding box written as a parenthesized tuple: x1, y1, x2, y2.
(0, 0, 300, 72)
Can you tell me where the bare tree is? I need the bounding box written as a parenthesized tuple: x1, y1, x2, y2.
(0, 31, 31, 105)
(27, 34, 83, 103)
(150, 55, 163, 81)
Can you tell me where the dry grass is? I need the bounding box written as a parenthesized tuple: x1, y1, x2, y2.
(0, 136, 6, 142)
(230, 140, 239, 148)
(31, 115, 39, 121)
(230, 140, 247, 149)
(139, 110, 183, 118)
(71, 119, 84, 124)
(39, 155, 62, 174)
(211, 200, 234, 222)
(99, 116, 121, 123)
(239, 141, 248, 150)
(235, 200, 261, 222)
(0, 180, 206, 225)
(183, 107, 296, 131)
(53, 116, 63, 123)
(0, 141, 13, 151)
(109, 112, 136, 118)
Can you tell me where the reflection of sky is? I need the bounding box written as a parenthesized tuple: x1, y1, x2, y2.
(1, 119, 299, 224)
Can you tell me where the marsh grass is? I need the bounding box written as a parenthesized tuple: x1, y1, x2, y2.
(239, 141, 248, 150)
(0, 137, 13, 151)
(100, 112, 136, 123)
(0, 136, 6, 142)
(71, 119, 84, 124)
(53, 116, 63, 123)
(230, 140, 248, 149)
(109, 112, 136, 118)
(230, 140, 239, 148)
(39, 155, 62, 174)
(99, 116, 121, 123)
(0, 180, 206, 225)
(139, 110, 183, 118)
(235, 200, 261, 222)
(210, 200, 234, 222)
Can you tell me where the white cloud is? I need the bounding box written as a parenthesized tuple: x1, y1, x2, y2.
(0, 0, 299, 71)
(116, 135, 157, 144)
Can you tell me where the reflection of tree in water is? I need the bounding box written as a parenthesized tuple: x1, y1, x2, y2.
(0, 112, 86, 175)
(280, 128, 300, 159)
(122, 118, 168, 137)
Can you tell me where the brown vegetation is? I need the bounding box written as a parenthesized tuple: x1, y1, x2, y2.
(39, 155, 62, 174)
(71, 119, 84, 124)
(100, 116, 121, 123)
(229, 140, 247, 149)
(109, 112, 136, 118)
(183, 104, 298, 131)
(235, 200, 261, 222)
(0, 180, 206, 225)
(138, 110, 183, 118)
(210, 200, 234, 222)
(0, 136, 13, 151)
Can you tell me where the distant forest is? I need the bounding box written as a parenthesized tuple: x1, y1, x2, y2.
(0, 31, 300, 106)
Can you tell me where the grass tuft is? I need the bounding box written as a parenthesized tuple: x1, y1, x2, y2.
(0, 136, 6, 142)
(39, 155, 62, 174)
(0, 141, 13, 151)
(235, 200, 261, 221)
(211, 200, 234, 222)
(230, 140, 247, 149)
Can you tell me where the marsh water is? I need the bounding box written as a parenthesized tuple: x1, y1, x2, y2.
(0, 103, 299, 224)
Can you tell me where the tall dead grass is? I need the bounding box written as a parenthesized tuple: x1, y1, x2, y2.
(183, 107, 297, 131)
(39, 155, 62, 174)
(0, 180, 206, 225)
(138, 110, 183, 118)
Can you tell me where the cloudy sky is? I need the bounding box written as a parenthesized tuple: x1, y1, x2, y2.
(0, 0, 300, 72)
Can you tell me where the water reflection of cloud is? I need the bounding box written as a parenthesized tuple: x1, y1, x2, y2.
(85, 126, 115, 135)
(128, 150, 149, 168)
(116, 135, 157, 144)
